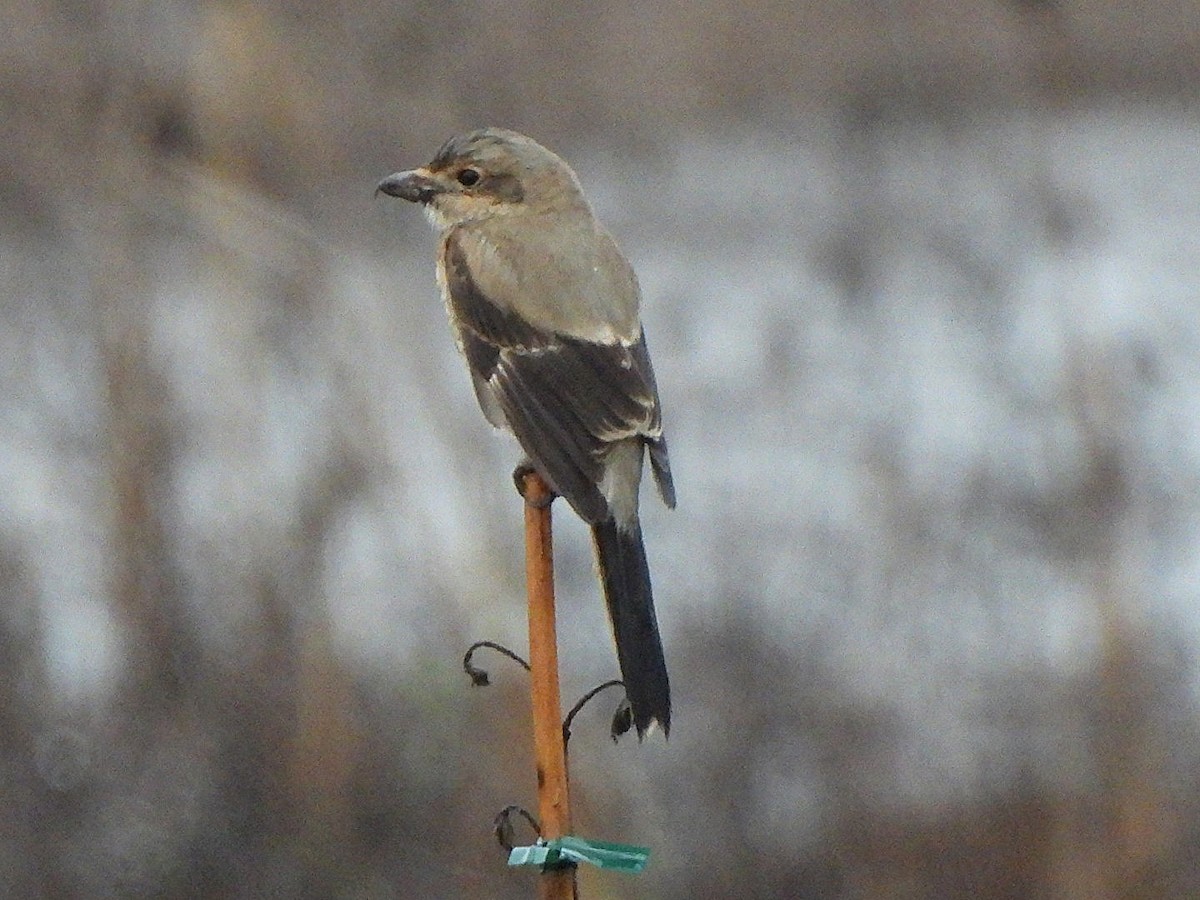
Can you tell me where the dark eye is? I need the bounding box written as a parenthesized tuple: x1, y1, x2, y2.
(456, 168, 481, 186)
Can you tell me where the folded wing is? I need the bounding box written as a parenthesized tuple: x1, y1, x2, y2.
(443, 230, 672, 522)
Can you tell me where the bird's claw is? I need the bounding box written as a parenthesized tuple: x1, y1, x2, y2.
(512, 462, 556, 507)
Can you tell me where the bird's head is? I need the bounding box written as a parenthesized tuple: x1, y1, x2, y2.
(377, 128, 589, 229)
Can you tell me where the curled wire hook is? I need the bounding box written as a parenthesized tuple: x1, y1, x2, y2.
(562, 679, 631, 750)
(493, 805, 541, 852)
(463, 640, 531, 686)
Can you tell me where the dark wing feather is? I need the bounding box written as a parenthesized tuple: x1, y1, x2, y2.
(443, 230, 665, 523)
(443, 237, 553, 353)
(495, 353, 609, 520)
(629, 335, 675, 508)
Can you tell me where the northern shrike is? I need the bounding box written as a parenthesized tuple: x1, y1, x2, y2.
(378, 128, 675, 736)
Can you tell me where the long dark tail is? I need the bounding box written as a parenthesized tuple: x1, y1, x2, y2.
(591, 517, 671, 737)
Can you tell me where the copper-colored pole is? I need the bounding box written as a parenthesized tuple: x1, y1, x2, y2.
(522, 472, 577, 900)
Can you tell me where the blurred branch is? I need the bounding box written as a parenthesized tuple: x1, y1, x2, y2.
(88, 6, 189, 705)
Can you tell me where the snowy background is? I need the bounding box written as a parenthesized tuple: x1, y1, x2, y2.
(3, 1, 1200, 897)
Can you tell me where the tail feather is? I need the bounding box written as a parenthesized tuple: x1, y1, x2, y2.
(591, 517, 671, 737)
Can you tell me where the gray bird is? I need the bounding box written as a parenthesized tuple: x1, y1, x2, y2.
(378, 128, 676, 736)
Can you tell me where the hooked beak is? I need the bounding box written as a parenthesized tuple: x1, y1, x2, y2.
(376, 168, 443, 203)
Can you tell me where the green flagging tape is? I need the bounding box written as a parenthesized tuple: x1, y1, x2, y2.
(507, 836, 650, 873)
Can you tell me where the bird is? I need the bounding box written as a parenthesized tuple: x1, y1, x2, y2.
(377, 128, 676, 737)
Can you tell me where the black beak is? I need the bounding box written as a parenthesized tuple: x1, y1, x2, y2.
(376, 169, 443, 203)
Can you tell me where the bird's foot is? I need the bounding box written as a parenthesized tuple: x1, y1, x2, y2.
(512, 462, 556, 508)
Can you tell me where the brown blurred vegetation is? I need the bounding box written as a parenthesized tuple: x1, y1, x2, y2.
(3, 0, 1200, 897)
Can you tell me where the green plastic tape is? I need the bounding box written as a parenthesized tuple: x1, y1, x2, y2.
(507, 836, 650, 873)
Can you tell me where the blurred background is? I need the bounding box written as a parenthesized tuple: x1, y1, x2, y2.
(3, 1, 1200, 897)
